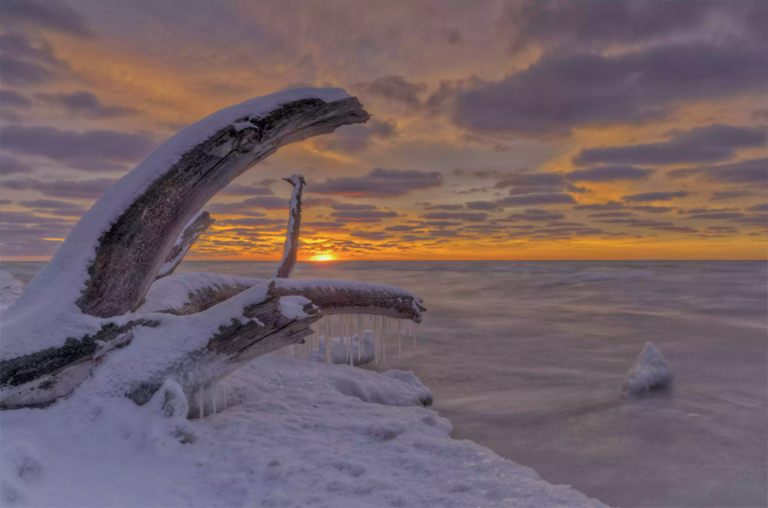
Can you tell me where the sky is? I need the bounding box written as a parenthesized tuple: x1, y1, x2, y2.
(0, 0, 766, 261)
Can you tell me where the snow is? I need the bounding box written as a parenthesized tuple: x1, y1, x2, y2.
(1, 87, 351, 361)
(139, 272, 264, 313)
(0, 271, 25, 314)
(0, 355, 604, 508)
(621, 342, 674, 396)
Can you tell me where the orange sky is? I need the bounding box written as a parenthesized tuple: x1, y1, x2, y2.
(0, 1, 766, 261)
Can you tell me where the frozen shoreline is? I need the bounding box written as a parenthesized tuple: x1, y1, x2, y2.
(0, 270, 604, 508)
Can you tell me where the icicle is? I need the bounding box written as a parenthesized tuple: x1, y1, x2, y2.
(212, 380, 217, 415)
(398, 319, 402, 361)
(223, 379, 228, 410)
(197, 387, 204, 419)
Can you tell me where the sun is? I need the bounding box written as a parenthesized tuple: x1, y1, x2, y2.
(310, 253, 336, 262)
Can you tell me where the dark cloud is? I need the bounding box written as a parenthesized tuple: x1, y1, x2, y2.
(588, 212, 634, 218)
(320, 119, 397, 153)
(453, 44, 767, 136)
(35, 91, 141, 119)
(687, 212, 745, 220)
(385, 225, 417, 232)
(330, 210, 399, 222)
(219, 184, 274, 196)
(0, 126, 157, 172)
(747, 204, 768, 213)
(494, 172, 585, 195)
(0, 1, 93, 38)
(497, 193, 577, 206)
(0, 33, 69, 86)
(1, 177, 116, 199)
(353, 76, 426, 108)
(0, 89, 32, 108)
(311, 168, 443, 198)
(668, 158, 767, 185)
(465, 200, 500, 211)
(573, 201, 624, 211)
(329, 202, 378, 211)
(1, 154, 33, 175)
(710, 190, 754, 201)
(351, 230, 393, 241)
(622, 191, 690, 203)
(19, 198, 86, 217)
(506, 209, 565, 221)
(498, 1, 766, 52)
(218, 217, 285, 227)
(631, 205, 674, 214)
(565, 165, 654, 182)
(574, 125, 767, 166)
(421, 212, 488, 222)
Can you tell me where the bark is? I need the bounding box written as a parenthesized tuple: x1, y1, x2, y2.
(274, 174, 305, 279)
(157, 211, 215, 279)
(77, 97, 368, 318)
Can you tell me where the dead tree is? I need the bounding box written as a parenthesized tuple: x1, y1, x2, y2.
(0, 89, 425, 412)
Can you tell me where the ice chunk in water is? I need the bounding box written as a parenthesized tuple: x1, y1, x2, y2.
(622, 342, 674, 396)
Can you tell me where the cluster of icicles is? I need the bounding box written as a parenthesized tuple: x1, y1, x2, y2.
(285, 313, 419, 365)
(190, 314, 419, 419)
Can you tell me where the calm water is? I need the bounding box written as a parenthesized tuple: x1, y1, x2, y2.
(2, 260, 766, 507)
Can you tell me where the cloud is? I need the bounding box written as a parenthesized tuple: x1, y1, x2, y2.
(0, 126, 157, 172)
(574, 125, 767, 166)
(494, 172, 585, 195)
(497, 193, 577, 206)
(0, 89, 32, 108)
(0, 154, 34, 175)
(0, 33, 70, 86)
(687, 212, 745, 220)
(351, 230, 393, 241)
(498, 1, 766, 52)
(0, 1, 93, 38)
(353, 76, 426, 107)
(1, 177, 116, 198)
(622, 191, 690, 203)
(573, 201, 624, 211)
(506, 209, 565, 221)
(421, 212, 488, 222)
(311, 168, 443, 198)
(452, 44, 767, 136)
(631, 206, 674, 213)
(465, 200, 500, 211)
(709, 190, 754, 201)
(565, 165, 654, 182)
(330, 210, 399, 222)
(35, 91, 141, 119)
(319, 119, 397, 153)
(19, 198, 86, 217)
(747, 204, 768, 213)
(219, 184, 274, 196)
(329, 202, 378, 211)
(667, 158, 767, 185)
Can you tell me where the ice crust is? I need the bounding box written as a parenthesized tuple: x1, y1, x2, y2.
(0, 88, 351, 361)
(0, 354, 604, 508)
(622, 342, 674, 396)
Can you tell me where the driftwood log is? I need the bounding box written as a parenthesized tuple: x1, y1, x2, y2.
(0, 88, 425, 412)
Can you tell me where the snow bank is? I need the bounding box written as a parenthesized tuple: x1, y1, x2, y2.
(0, 355, 604, 508)
(0, 271, 25, 314)
(1, 88, 351, 361)
(622, 342, 674, 396)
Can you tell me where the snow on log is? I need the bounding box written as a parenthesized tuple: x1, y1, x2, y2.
(156, 211, 215, 279)
(2, 88, 369, 361)
(274, 174, 305, 279)
(621, 342, 674, 396)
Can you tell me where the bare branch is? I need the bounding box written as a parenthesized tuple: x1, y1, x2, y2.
(274, 174, 305, 279)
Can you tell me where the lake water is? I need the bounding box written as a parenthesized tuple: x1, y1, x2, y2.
(2, 260, 766, 507)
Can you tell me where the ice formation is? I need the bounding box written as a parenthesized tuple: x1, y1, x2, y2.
(0, 271, 25, 314)
(621, 342, 674, 396)
(285, 314, 419, 366)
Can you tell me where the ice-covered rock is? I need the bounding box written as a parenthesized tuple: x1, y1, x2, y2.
(622, 342, 674, 396)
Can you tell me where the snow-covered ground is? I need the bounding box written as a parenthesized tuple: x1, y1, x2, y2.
(0, 271, 604, 507)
